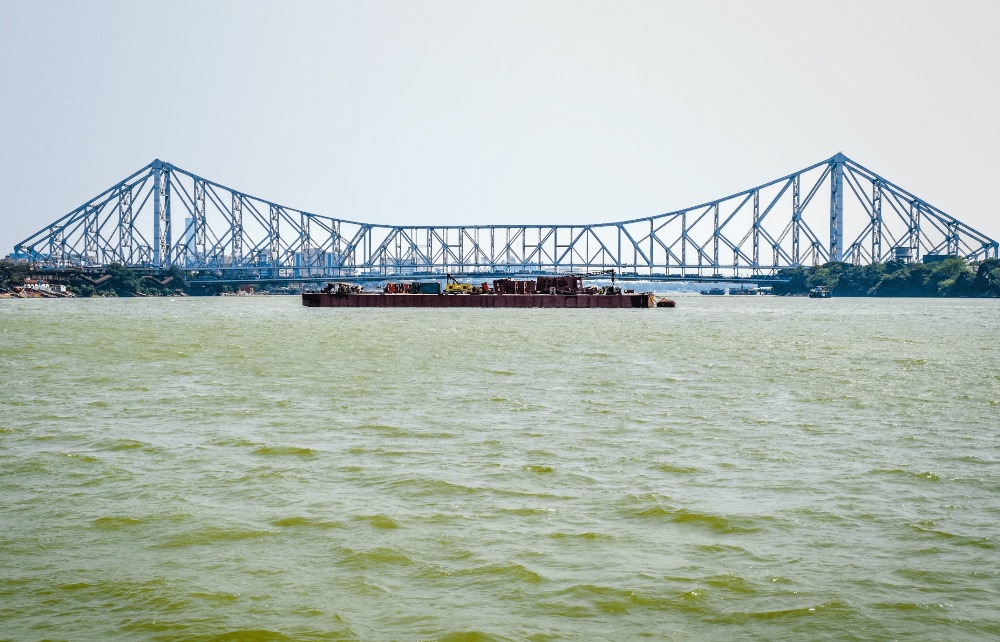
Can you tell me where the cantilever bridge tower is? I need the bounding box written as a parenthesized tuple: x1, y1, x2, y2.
(14, 154, 998, 280)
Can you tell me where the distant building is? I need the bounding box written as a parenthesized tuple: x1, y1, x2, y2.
(23, 278, 68, 294)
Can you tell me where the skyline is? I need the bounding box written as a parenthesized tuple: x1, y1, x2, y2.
(3, 0, 999, 254)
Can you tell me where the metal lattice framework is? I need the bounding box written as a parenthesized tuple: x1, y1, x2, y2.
(14, 154, 998, 279)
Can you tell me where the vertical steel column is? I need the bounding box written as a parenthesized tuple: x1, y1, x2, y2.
(83, 206, 98, 265)
(333, 220, 342, 273)
(426, 228, 433, 270)
(194, 180, 207, 264)
(712, 203, 720, 275)
(366, 227, 372, 272)
(649, 220, 654, 270)
(52, 229, 64, 267)
(302, 213, 313, 275)
(616, 226, 622, 272)
(152, 162, 172, 269)
(269, 205, 280, 266)
(680, 211, 687, 277)
(752, 189, 760, 273)
(792, 175, 801, 265)
(231, 194, 243, 265)
(164, 171, 173, 268)
(829, 154, 845, 262)
(872, 180, 883, 262)
(394, 227, 402, 272)
(522, 227, 527, 269)
(911, 201, 922, 260)
(118, 185, 134, 264)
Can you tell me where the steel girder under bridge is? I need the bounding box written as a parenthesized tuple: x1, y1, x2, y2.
(14, 154, 998, 280)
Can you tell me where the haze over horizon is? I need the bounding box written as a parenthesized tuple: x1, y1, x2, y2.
(2, 0, 999, 254)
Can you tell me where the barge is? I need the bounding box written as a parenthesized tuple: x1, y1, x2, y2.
(303, 275, 674, 309)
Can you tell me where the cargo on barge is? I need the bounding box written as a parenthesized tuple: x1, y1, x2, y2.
(302, 275, 673, 309)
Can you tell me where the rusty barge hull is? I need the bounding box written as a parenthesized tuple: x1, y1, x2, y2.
(302, 293, 655, 308)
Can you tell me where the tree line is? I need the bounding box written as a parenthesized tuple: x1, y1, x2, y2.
(772, 258, 1000, 297)
(0, 262, 240, 296)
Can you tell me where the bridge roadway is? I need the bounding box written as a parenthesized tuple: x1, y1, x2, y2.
(32, 267, 790, 288)
(185, 273, 791, 286)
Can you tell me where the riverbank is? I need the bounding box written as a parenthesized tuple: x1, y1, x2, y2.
(5, 258, 1000, 298)
(772, 258, 1000, 297)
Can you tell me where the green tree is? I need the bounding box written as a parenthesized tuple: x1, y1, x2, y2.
(70, 282, 97, 297)
(924, 258, 972, 296)
(103, 264, 144, 296)
(771, 258, 990, 297)
(973, 258, 1000, 296)
(772, 267, 808, 295)
(0, 260, 31, 290)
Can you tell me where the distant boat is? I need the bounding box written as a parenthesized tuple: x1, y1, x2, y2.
(729, 286, 760, 295)
(700, 287, 727, 296)
(808, 286, 832, 299)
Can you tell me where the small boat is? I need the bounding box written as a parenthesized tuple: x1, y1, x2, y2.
(808, 286, 832, 299)
(729, 286, 760, 296)
(700, 287, 726, 296)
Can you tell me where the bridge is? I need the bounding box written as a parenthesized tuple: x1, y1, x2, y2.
(13, 154, 998, 282)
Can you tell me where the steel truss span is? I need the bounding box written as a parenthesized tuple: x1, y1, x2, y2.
(14, 154, 999, 279)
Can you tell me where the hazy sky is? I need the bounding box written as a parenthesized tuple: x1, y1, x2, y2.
(2, 0, 999, 253)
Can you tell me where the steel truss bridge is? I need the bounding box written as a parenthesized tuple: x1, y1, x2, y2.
(14, 154, 998, 281)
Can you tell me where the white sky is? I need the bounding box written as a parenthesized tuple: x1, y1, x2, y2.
(2, 0, 999, 253)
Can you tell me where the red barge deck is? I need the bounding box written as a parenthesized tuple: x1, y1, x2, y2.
(302, 291, 657, 308)
(303, 275, 674, 309)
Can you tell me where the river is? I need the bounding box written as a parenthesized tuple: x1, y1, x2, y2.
(2, 295, 998, 640)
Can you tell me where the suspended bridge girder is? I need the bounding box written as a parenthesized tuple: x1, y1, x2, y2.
(14, 154, 998, 279)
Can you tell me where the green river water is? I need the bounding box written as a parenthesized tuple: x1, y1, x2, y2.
(1, 295, 998, 641)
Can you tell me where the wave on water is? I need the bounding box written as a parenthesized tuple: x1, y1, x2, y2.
(353, 514, 399, 529)
(434, 631, 514, 642)
(340, 546, 415, 568)
(90, 438, 156, 452)
(187, 630, 298, 642)
(709, 600, 853, 623)
(432, 562, 544, 585)
(271, 516, 344, 529)
(388, 477, 482, 497)
(668, 509, 763, 533)
(547, 531, 614, 541)
(92, 516, 145, 529)
(654, 463, 698, 474)
(156, 527, 280, 548)
(253, 446, 317, 457)
(872, 468, 941, 482)
(353, 423, 409, 437)
(541, 584, 682, 615)
(210, 437, 260, 448)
